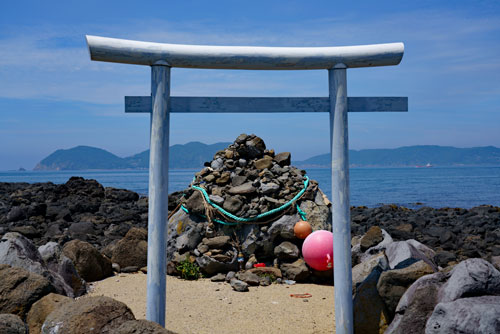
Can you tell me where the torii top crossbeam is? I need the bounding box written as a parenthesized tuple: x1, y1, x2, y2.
(86, 35, 403, 69)
(86, 35, 406, 334)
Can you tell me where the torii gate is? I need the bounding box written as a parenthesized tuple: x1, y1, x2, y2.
(86, 35, 407, 334)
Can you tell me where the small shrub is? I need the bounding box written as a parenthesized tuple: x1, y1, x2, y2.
(176, 259, 201, 280)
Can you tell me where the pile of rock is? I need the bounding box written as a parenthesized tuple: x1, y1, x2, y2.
(350, 226, 500, 333)
(181, 133, 310, 219)
(166, 134, 332, 284)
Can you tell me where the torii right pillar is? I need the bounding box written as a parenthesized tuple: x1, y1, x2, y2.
(329, 64, 353, 332)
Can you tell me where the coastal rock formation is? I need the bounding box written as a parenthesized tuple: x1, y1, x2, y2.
(62, 240, 113, 282)
(26, 293, 72, 334)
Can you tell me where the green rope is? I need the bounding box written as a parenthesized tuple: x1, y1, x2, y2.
(181, 205, 238, 226)
(296, 204, 307, 221)
(181, 176, 309, 225)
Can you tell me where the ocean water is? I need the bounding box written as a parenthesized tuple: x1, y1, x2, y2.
(1, 167, 499, 209)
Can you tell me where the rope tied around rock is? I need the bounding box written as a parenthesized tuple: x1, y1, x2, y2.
(178, 176, 309, 225)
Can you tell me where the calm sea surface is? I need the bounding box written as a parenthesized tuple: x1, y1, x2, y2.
(1, 167, 499, 209)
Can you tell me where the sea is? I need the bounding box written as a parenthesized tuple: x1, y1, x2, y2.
(1, 167, 500, 209)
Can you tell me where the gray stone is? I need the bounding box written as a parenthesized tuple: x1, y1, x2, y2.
(203, 236, 231, 249)
(491, 255, 500, 271)
(274, 241, 299, 261)
(377, 260, 435, 320)
(223, 197, 243, 214)
(196, 254, 238, 276)
(111, 227, 148, 269)
(227, 182, 256, 195)
(299, 200, 331, 232)
(238, 159, 247, 167)
(280, 259, 310, 282)
(112, 263, 121, 272)
(260, 182, 280, 195)
(425, 296, 500, 334)
(225, 271, 236, 282)
(209, 195, 224, 205)
(7, 206, 26, 222)
(385, 240, 438, 271)
(0, 313, 27, 334)
(434, 250, 456, 267)
(273, 152, 291, 167)
(184, 191, 205, 216)
(231, 175, 247, 187)
(386, 272, 448, 334)
(210, 273, 226, 282)
(175, 226, 202, 253)
(235, 271, 261, 286)
(352, 252, 388, 294)
(268, 214, 298, 240)
(355, 229, 394, 264)
(230, 278, 249, 292)
(68, 221, 95, 240)
(353, 264, 389, 334)
(211, 158, 224, 170)
(438, 258, 500, 303)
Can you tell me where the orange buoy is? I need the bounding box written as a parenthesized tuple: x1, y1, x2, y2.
(294, 220, 312, 239)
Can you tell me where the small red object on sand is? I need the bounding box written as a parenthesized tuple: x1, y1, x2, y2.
(290, 293, 312, 298)
(253, 263, 265, 268)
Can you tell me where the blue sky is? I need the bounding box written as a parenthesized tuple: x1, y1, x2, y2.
(1, 1, 499, 170)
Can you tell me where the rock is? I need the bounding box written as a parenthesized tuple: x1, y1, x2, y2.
(353, 264, 389, 334)
(235, 271, 261, 286)
(438, 258, 500, 303)
(425, 296, 500, 334)
(274, 241, 299, 261)
(26, 293, 72, 334)
(184, 191, 205, 216)
(38, 242, 86, 297)
(491, 255, 500, 271)
(385, 272, 448, 334)
(230, 278, 249, 292)
(254, 156, 273, 170)
(203, 236, 231, 249)
(111, 227, 148, 268)
(245, 136, 266, 158)
(434, 250, 456, 267)
(0, 264, 54, 318)
(0, 313, 27, 334)
(112, 263, 121, 272)
(41, 296, 135, 334)
(352, 252, 388, 294)
(280, 259, 310, 282)
(62, 240, 113, 282)
(104, 187, 139, 202)
(355, 229, 394, 264)
(121, 266, 139, 273)
(10, 225, 40, 239)
(227, 183, 256, 195)
(385, 240, 438, 271)
(299, 200, 331, 232)
(210, 273, 226, 282)
(273, 152, 291, 167)
(211, 158, 224, 170)
(222, 197, 243, 214)
(260, 182, 280, 195)
(226, 271, 236, 282)
(0, 233, 76, 297)
(116, 320, 173, 333)
(268, 214, 298, 240)
(7, 206, 26, 222)
(196, 254, 238, 276)
(248, 267, 282, 279)
(208, 195, 224, 205)
(68, 221, 95, 240)
(377, 260, 435, 320)
(360, 226, 384, 251)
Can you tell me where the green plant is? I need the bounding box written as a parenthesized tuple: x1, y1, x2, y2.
(176, 259, 201, 280)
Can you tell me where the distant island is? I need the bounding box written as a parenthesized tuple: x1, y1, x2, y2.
(33, 144, 500, 171)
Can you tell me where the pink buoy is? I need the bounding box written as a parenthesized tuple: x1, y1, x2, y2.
(302, 230, 334, 271)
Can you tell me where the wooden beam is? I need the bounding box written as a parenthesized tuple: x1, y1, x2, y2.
(125, 96, 408, 114)
(86, 35, 404, 69)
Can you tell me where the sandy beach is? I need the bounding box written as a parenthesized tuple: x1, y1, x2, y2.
(88, 273, 336, 334)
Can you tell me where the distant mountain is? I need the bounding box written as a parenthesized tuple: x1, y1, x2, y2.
(34, 142, 231, 171)
(294, 145, 500, 167)
(35, 144, 500, 171)
(35, 146, 130, 170)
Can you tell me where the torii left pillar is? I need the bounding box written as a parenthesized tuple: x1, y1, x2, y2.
(147, 62, 170, 325)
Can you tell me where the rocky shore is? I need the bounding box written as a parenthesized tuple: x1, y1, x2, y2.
(0, 134, 499, 333)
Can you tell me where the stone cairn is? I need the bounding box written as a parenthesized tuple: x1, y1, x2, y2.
(167, 134, 332, 285)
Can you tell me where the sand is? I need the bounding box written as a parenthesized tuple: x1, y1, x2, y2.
(88, 273, 335, 334)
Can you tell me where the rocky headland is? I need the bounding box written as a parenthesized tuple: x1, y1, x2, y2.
(0, 134, 499, 333)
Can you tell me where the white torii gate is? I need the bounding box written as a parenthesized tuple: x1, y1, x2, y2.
(86, 35, 407, 334)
